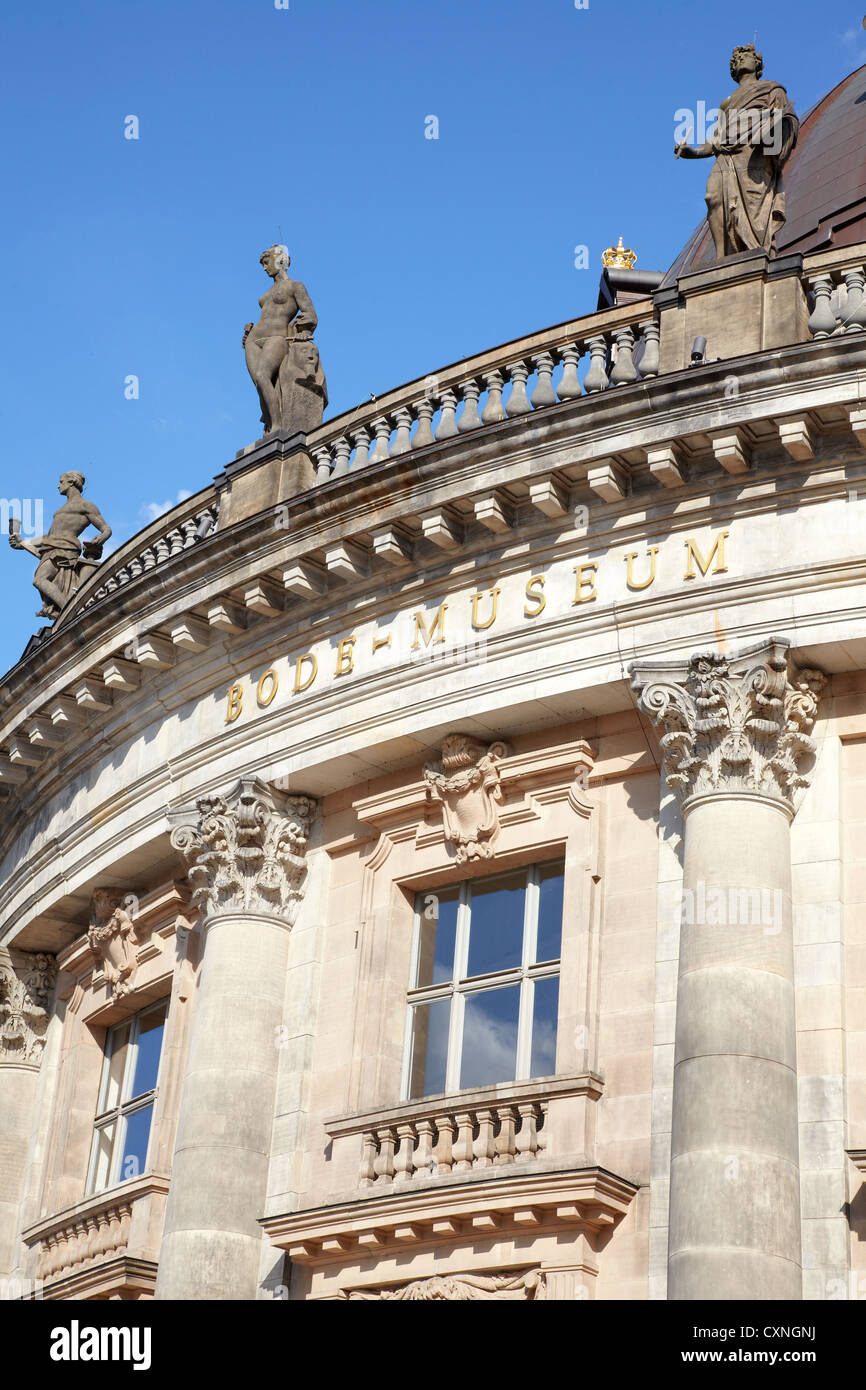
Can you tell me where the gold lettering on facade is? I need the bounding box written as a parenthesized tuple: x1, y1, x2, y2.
(524, 575, 546, 618)
(336, 635, 357, 676)
(226, 683, 244, 723)
(684, 530, 729, 580)
(372, 632, 392, 653)
(572, 562, 599, 604)
(624, 547, 658, 591)
(470, 587, 501, 630)
(411, 602, 448, 650)
(256, 669, 279, 707)
(293, 652, 318, 692)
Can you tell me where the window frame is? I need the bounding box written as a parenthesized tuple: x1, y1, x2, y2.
(86, 998, 168, 1196)
(401, 862, 563, 1100)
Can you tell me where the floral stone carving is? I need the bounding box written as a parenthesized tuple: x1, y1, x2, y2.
(0, 948, 57, 1067)
(424, 733, 508, 862)
(347, 1269, 546, 1300)
(87, 890, 140, 997)
(170, 777, 317, 922)
(630, 638, 825, 810)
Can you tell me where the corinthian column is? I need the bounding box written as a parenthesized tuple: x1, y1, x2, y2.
(155, 778, 316, 1301)
(631, 639, 825, 1301)
(0, 949, 56, 1279)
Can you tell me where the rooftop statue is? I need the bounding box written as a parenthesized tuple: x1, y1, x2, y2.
(243, 244, 328, 437)
(8, 471, 111, 620)
(674, 44, 798, 259)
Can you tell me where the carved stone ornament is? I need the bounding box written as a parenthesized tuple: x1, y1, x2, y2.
(424, 733, 508, 862)
(170, 777, 317, 922)
(631, 638, 826, 810)
(346, 1269, 546, 1300)
(0, 948, 57, 1067)
(87, 890, 140, 997)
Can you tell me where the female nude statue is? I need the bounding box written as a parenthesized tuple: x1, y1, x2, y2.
(675, 44, 798, 259)
(243, 245, 326, 436)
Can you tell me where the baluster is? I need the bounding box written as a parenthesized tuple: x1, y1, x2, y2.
(556, 342, 583, 401)
(331, 435, 351, 477)
(515, 1101, 539, 1161)
(457, 378, 482, 432)
(313, 446, 332, 484)
(844, 267, 866, 332)
(473, 1108, 496, 1168)
(413, 397, 435, 448)
(481, 369, 507, 423)
(434, 1114, 456, 1175)
(494, 1105, 517, 1165)
(453, 1111, 475, 1170)
(531, 351, 557, 409)
(351, 424, 371, 469)
(167, 528, 184, 556)
(639, 321, 660, 377)
(583, 335, 610, 393)
(536, 1103, 548, 1154)
(359, 1132, 377, 1187)
(116, 568, 130, 587)
(435, 388, 459, 439)
(391, 407, 413, 455)
(128, 557, 142, 578)
(393, 1122, 416, 1183)
(154, 536, 170, 564)
(141, 547, 157, 571)
(505, 360, 532, 416)
(413, 1118, 436, 1179)
(807, 275, 836, 339)
(610, 326, 638, 385)
(370, 416, 392, 462)
(182, 518, 198, 548)
(119, 1204, 132, 1253)
(374, 1126, 396, 1184)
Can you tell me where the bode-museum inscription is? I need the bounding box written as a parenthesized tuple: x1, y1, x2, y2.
(223, 529, 730, 724)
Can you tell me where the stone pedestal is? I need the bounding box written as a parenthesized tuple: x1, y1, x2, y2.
(155, 779, 315, 1301)
(632, 640, 825, 1301)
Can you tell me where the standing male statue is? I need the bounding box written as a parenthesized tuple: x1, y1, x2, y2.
(8, 471, 111, 620)
(242, 244, 328, 437)
(675, 44, 798, 258)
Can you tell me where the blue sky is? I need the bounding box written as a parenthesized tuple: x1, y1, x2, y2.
(0, 0, 863, 673)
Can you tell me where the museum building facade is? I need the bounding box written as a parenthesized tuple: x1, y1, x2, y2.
(3, 61, 866, 1302)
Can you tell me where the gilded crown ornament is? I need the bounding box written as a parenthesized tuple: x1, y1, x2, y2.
(602, 236, 637, 269)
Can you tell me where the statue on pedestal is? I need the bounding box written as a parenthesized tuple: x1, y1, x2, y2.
(243, 244, 328, 437)
(8, 471, 112, 620)
(674, 44, 798, 258)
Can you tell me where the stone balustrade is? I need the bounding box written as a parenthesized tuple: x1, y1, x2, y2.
(79, 498, 220, 613)
(807, 258, 866, 338)
(24, 1174, 171, 1290)
(305, 315, 661, 485)
(359, 1098, 547, 1187)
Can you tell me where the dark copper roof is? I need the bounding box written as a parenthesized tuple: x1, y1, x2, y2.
(663, 63, 866, 282)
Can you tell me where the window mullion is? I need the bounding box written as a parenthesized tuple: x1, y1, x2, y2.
(447, 884, 471, 1090)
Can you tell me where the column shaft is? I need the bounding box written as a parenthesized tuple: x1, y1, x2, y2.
(155, 912, 289, 1300)
(670, 794, 801, 1299)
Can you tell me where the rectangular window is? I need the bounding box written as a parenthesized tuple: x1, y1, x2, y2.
(86, 1000, 167, 1195)
(403, 862, 564, 1100)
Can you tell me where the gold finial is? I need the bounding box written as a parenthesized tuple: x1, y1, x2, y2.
(602, 236, 637, 270)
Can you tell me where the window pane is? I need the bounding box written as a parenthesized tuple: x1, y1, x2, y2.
(89, 1120, 117, 1194)
(131, 1004, 167, 1099)
(408, 998, 451, 1099)
(466, 871, 525, 977)
(414, 888, 459, 988)
(530, 976, 559, 1078)
(119, 1104, 153, 1183)
(536, 863, 564, 962)
(460, 985, 520, 1088)
(101, 1020, 131, 1113)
